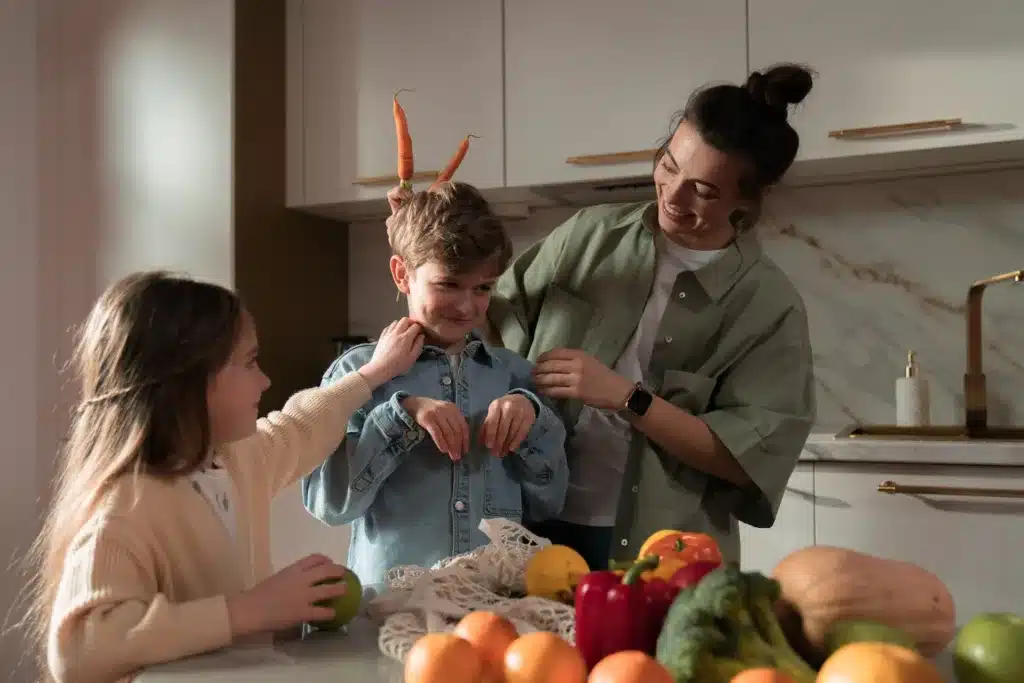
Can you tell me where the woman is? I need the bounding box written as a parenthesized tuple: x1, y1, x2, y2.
(485, 64, 817, 569)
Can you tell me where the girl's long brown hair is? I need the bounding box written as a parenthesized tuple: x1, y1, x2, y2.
(18, 271, 242, 678)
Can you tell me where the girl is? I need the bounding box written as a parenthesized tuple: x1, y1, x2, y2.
(25, 271, 423, 683)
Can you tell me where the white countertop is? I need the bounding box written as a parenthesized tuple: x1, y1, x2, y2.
(136, 619, 401, 683)
(800, 432, 1024, 467)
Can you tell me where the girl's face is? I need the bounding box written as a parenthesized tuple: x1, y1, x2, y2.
(207, 310, 271, 444)
(390, 257, 497, 348)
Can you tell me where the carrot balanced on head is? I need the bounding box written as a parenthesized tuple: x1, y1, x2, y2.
(429, 134, 481, 191)
(393, 89, 414, 190)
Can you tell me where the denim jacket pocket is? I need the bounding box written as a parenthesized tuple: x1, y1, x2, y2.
(482, 457, 525, 519)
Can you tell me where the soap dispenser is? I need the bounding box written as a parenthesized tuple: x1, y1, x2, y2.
(896, 350, 930, 426)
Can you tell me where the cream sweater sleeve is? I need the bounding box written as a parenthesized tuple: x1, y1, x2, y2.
(48, 517, 232, 683)
(226, 370, 373, 496)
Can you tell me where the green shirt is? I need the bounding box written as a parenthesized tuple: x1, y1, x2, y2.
(487, 201, 815, 563)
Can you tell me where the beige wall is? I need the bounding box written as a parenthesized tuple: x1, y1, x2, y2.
(2, 1, 234, 679)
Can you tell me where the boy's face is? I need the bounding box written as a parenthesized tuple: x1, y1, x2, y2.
(391, 257, 498, 347)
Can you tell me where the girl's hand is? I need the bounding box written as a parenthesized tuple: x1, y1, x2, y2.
(533, 348, 634, 410)
(402, 395, 470, 461)
(479, 394, 536, 457)
(226, 554, 349, 638)
(360, 318, 424, 388)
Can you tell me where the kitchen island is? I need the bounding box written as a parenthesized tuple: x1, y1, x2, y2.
(137, 618, 402, 683)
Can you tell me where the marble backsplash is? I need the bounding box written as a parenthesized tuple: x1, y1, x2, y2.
(346, 168, 1024, 432)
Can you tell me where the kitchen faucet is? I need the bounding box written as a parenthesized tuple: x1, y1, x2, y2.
(964, 268, 1024, 436)
(837, 268, 1024, 440)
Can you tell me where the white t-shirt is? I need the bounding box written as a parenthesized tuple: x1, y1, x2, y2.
(558, 233, 727, 526)
(187, 460, 238, 541)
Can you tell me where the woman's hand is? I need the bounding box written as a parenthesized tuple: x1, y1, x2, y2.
(479, 393, 536, 457)
(385, 185, 413, 239)
(226, 554, 349, 638)
(402, 396, 470, 461)
(533, 348, 634, 410)
(360, 318, 424, 389)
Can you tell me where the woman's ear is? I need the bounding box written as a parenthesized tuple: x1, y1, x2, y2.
(389, 255, 411, 294)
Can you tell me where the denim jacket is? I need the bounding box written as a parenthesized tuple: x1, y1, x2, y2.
(301, 333, 568, 589)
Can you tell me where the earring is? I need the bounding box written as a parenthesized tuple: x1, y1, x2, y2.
(395, 290, 401, 303)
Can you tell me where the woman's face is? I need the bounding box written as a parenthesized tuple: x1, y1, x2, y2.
(652, 121, 751, 250)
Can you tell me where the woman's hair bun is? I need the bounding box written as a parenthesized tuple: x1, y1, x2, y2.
(746, 64, 815, 119)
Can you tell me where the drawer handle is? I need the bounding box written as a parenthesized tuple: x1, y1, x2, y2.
(877, 480, 1024, 498)
(353, 170, 440, 187)
(566, 150, 657, 167)
(828, 118, 963, 140)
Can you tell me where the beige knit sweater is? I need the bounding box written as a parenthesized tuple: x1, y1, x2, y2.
(47, 372, 372, 683)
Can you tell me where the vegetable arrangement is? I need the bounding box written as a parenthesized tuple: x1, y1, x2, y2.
(391, 89, 476, 191)
(401, 528, 1021, 683)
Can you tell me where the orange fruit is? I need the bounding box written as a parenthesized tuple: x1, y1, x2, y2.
(504, 631, 587, 683)
(454, 611, 519, 679)
(728, 668, 797, 683)
(404, 632, 490, 683)
(587, 650, 674, 683)
(818, 642, 945, 683)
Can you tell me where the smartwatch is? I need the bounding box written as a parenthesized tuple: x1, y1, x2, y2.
(624, 382, 654, 417)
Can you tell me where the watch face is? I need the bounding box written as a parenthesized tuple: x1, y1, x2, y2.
(628, 386, 654, 416)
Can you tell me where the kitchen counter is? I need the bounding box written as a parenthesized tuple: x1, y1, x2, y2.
(136, 618, 402, 683)
(798, 432, 1023, 467)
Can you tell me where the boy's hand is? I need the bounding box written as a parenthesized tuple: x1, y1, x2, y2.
(480, 394, 536, 458)
(360, 318, 424, 389)
(402, 396, 469, 461)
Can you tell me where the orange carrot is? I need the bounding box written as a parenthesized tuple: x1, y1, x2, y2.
(430, 134, 480, 190)
(393, 89, 414, 189)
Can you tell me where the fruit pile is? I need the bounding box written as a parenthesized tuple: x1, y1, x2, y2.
(395, 529, 1024, 683)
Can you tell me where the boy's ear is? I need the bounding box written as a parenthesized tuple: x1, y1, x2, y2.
(389, 255, 411, 294)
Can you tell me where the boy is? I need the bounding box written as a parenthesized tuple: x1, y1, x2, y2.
(301, 181, 568, 590)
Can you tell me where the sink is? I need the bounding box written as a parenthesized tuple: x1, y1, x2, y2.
(834, 424, 1024, 441)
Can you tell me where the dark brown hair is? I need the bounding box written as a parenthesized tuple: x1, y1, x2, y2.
(387, 180, 512, 275)
(656, 63, 815, 224)
(20, 270, 243, 678)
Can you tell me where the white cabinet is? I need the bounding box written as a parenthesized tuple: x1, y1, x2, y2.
(287, 0, 504, 207)
(503, 0, 747, 188)
(814, 463, 1024, 676)
(748, 1, 1024, 166)
(740, 463, 815, 575)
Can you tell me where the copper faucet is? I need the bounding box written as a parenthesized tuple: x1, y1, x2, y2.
(965, 268, 1024, 435)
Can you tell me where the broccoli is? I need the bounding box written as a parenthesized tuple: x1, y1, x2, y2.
(654, 564, 817, 683)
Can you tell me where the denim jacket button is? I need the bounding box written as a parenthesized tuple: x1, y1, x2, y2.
(441, 376, 453, 386)
(454, 500, 465, 511)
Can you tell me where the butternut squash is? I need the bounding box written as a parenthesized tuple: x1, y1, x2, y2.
(770, 546, 955, 661)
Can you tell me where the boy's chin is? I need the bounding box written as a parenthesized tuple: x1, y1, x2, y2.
(425, 323, 474, 346)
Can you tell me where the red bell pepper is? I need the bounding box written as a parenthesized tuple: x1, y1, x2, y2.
(574, 555, 677, 671)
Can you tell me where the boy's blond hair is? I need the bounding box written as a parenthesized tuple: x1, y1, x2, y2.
(388, 181, 513, 275)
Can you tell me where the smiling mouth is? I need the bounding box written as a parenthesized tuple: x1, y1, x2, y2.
(662, 203, 690, 220)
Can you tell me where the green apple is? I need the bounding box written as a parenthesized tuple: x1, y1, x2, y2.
(953, 612, 1024, 683)
(309, 568, 363, 631)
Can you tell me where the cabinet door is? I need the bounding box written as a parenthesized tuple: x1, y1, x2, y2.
(814, 463, 1024, 676)
(739, 463, 815, 575)
(749, 1, 1024, 164)
(503, 0, 747, 188)
(292, 0, 504, 206)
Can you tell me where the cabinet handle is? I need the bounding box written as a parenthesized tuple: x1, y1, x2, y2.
(828, 118, 963, 140)
(877, 480, 1024, 498)
(565, 150, 657, 167)
(353, 170, 440, 187)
